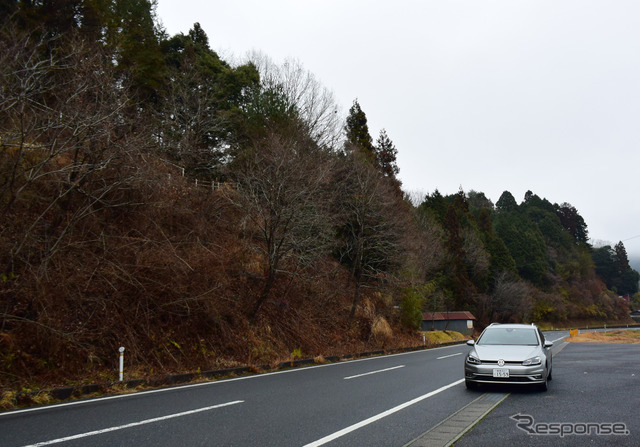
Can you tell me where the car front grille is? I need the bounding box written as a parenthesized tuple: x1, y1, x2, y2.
(480, 360, 522, 365)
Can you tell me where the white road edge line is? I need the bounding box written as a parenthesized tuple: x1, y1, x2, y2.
(20, 400, 244, 447)
(437, 353, 463, 360)
(344, 365, 405, 380)
(303, 379, 464, 447)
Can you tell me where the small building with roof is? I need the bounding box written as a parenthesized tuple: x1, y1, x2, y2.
(421, 311, 476, 335)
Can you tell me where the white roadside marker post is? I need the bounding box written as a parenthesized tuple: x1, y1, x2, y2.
(119, 347, 125, 382)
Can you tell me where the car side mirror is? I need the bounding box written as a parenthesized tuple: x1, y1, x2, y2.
(544, 341, 553, 348)
(466, 340, 475, 346)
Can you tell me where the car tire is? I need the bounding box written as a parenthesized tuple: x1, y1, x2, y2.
(539, 376, 548, 391)
(547, 367, 552, 381)
(465, 380, 478, 390)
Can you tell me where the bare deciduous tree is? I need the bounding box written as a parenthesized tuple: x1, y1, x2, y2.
(334, 150, 410, 320)
(225, 129, 335, 318)
(0, 27, 145, 274)
(154, 63, 229, 176)
(408, 208, 446, 283)
(245, 52, 343, 151)
(478, 272, 534, 322)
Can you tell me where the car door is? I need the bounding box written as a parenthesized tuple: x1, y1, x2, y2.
(537, 328, 552, 369)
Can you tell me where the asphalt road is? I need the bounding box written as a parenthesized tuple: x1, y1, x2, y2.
(0, 330, 637, 446)
(454, 340, 640, 447)
(0, 343, 476, 447)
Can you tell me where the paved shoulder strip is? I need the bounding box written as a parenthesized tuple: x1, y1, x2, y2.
(404, 392, 509, 447)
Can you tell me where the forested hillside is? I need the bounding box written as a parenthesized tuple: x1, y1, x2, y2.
(1, 1, 638, 392)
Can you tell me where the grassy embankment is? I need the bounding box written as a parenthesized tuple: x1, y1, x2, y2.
(421, 330, 468, 344)
(566, 330, 640, 344)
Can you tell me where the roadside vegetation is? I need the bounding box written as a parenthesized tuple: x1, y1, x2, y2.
(567, 330, 640, 344)
(422, 331, 467, 345)
(1, 1, 639, 396)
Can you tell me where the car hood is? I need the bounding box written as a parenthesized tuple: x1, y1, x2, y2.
(473, 345, 540, 362)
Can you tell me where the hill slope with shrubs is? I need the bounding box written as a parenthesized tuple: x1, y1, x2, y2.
(1, 1, 638, 392)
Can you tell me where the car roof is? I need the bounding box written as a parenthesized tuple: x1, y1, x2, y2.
(485, 323, 537, 329)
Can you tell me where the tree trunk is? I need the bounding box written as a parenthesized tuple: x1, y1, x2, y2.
(349, 240, 363, 321)
(251, 267, 276, 320)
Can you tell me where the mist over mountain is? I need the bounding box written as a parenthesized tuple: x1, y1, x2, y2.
(630, 258, 640, 279)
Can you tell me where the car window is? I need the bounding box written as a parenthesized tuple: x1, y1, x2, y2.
(537, 329, 546, 344)
(477, 327, 539, 346)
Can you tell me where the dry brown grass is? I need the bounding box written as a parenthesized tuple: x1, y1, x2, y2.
(422, 330, 467, 345)
(371, 316, 393, 345)
(30, 391, 53, 406)
(566, 330, 640, 344)
(0, 391, 17, 410)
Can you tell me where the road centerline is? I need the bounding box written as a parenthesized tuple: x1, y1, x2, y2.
(437, 352, 463, 360)
(303, 379, 464, 447)
(20, 400, 244, 447)
(344, 365, 405, 380)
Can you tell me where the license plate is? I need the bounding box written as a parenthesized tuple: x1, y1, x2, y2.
(493, 369, 509, 378)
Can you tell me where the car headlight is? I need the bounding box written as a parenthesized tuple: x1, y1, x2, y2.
(522, 356, 541, 366)
(466, 354, 481, 365)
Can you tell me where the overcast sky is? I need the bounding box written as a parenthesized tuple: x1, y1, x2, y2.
(156, 0, 640, 258)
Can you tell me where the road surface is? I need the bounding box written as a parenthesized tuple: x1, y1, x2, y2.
(2, 330, 637, 446)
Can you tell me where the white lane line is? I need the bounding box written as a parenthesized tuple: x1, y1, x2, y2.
(344, 365, 405, 380)
(21, 400, 243, 447)
(437, 353, 463, 360)
(550, 335, 568, 344)
(303, 379, 464, 447)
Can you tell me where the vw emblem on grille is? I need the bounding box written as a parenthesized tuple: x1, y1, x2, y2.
(498, 359, 505, 366)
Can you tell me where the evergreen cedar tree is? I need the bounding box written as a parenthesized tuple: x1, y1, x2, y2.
(375, 129, 400, 179)
(344, 99, 375, 156)
(593, 243, 640, 295)
(344, 100, 400, 184)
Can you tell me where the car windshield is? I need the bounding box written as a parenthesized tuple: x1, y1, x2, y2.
(477, 327, 539, 346)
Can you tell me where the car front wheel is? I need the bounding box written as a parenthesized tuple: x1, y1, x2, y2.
(539, 375, 548, 391)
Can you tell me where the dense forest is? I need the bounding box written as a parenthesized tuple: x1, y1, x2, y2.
(1, 0, 639, 392)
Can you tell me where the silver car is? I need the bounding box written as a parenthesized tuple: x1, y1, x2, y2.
(464, 323, 553, 391)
